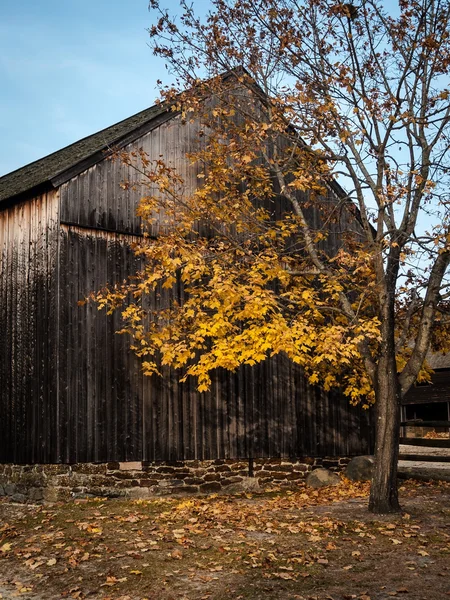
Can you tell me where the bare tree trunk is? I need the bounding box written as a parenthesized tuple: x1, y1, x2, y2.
(369, 346, 401, 514)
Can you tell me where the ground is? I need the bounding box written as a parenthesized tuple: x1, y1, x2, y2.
(0, 479, 449, 600)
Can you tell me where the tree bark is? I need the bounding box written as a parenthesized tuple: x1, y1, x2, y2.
(368, 351, 401, 514)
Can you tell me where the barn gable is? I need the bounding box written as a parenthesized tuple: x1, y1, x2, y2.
(0, 87, 374, 469)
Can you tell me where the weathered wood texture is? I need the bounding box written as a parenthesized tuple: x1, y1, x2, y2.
(402, 369, 450, 405)
(59, 116, 202, 237)
(54, 225, 373, 464)
(1, 114, 374, 464)
(0, 192, 59, 463)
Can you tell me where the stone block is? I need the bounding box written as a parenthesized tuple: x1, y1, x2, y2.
(158, 479, 184, 487)
(107, 462, 120, 470)
(5, 483, 16, 495)
(184, 477, 204, 485)
(112, 471, 136, 480)
(193, 468, 207, 477)
(254, 470, 272, 479)
(229, 462, 247, 470)
(173, 472, 191, 479)
(298, 457, 315, 465)
(43, 487, 59, 502)
(306, 468, 340, 488)
(114, 480, 134, 488)
(221, 477, 242, 487)
(285, 472, 303, 480)
(169, 485, 199, 494)
(271, 471, 291, 480)
(204, 473, 221, 482)
(44, 464, 71, 475)
(184, 460, 201, 468)
(345, 456, 374, 482)
(139, 479, 159, 487)
(214, 465, 232, 473)
(322, 460, 339, 469)
(29, 487, 44, 501)
(199, 482, 222, 493)
(262, 464, 292, 472)
(11, 493, 27, 503)
(118, 462, 142, 472)
(224, 477, 261, 494)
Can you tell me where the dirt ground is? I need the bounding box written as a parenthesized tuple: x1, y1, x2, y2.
(0, 478, 449, 600)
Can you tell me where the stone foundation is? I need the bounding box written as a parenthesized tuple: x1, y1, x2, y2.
(0, 457, 350, 502)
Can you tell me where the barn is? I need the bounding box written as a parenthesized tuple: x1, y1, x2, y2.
(0, 76, 374, 499)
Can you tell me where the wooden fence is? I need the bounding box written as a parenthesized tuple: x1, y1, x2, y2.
(399, 420, 450, 470)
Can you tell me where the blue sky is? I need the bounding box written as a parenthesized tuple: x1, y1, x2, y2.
(0, 0, 206, 176)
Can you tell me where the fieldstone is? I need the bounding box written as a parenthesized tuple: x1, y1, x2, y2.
(204, 473, 221, 482)
(184, 477, 204, 486)
(169, 485, 199, 494)
(306, 468, 340, 488)
(43, 487, 59, 502)
(4, 483, 16, 496)
(158, 479, 184, 488)
(11, 493, 27, 503)
(139, 479, 159, 487)
(119, 461, 142, 471)
(345, 455, 374, 481)
(224, 476, 261, 494)
(29, 487, 44, 501)
(199, 482, 222, 493)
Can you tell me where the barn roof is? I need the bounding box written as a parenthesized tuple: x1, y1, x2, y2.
(0, 102, 171, 204)
(0, 68, 252, 206)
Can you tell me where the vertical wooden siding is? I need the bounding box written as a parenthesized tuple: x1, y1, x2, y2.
(0, 192, 59, 463)
(59, 115, 202, 236)
(0, 114, 374, 464)
(54, 225, 373, 464)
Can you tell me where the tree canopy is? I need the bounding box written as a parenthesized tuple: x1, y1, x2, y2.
(95, 0, 450, 513)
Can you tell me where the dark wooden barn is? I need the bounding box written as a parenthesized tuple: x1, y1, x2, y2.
(402, 353, 450, 433)
(0, 87, 374, 468)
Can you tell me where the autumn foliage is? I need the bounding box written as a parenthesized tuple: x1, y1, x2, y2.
(94, 0, 450, 513)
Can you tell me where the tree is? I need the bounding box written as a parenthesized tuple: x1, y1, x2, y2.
(96, 0, 450, 513)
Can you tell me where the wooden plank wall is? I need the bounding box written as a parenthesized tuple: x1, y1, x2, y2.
(59, 115, 202, 237)
(53, 225, 373, 464)
(0, 114, 374, 464)
(402, 369, 450, 405)
(0, 192, 59, 463)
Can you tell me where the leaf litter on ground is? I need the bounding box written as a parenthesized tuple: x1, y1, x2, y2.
(0, 478, 449, 599)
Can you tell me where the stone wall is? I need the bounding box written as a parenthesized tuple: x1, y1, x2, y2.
(0, 457, 350, 502)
